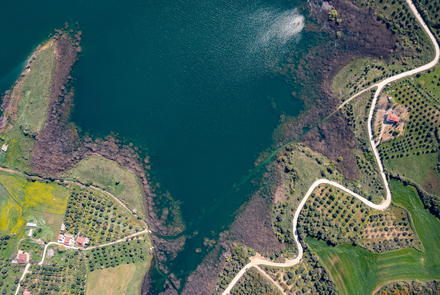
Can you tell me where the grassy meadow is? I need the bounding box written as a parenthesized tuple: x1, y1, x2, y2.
(86, 263, 137, 295)
(0, 41, 56, 172)
(86, 259, 151, 295)
(0, 127, 35, 172)
(307, 180, 440, 295)
(62, 155, 146, 216)
(16, 41, 56, 135)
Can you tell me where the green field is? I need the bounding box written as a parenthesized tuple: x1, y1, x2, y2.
(307, 180, 440, 295)
(62, 155, 146, 217)
(0, 126, 36, 172)
(416, 66, 440, 102)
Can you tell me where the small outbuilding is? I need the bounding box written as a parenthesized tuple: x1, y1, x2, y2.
(1, 144, 8, 152)
(387, 113, 399, 124)
(47, 248, 55, 258)
(26, 222, 37, 228)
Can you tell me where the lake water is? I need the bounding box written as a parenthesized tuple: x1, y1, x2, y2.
(0, 0, 323, 291)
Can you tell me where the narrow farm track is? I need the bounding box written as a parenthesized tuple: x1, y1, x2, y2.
(254, 265, 288, 295)
(221, 0, 440, 293)
(3, 168, 151, 295)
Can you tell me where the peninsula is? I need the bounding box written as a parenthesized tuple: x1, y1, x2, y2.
(1, 0, 440, 294)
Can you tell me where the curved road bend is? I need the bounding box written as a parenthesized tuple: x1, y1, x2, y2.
(222, 0, 439, 293)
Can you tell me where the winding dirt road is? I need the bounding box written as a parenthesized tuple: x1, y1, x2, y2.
(222, 0, 439, 293)
(4, 170, 151, 295)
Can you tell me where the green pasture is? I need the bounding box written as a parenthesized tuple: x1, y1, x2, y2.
(16, 41, 56, 134)
(62, 155, 146, 216)
(307, 180, 440, 295)
(384, 152, 440, 195)
(0, 127, 35, 172)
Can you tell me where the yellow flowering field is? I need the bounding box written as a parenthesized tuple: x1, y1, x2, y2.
(0, 172, 69, 236)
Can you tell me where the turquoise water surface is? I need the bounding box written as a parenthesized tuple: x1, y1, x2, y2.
(0, 0, 326, 291)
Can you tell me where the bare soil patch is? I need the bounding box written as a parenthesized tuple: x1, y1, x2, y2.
(274, 185, 288, 204)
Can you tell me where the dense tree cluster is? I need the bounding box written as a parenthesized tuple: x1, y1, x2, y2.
(0, 235, 11, 252)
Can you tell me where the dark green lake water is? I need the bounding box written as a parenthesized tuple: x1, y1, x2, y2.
(0, 0, 324, 291)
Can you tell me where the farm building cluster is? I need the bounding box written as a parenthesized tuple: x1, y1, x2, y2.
(58, 223, 90, 247)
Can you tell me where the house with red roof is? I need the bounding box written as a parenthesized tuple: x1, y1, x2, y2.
(76, 236, 90, 247)
(23, 290, 31, 295)
(17, 251, 29, 264)
(387, 113, 399, 124)
(58, 233, 74, 246)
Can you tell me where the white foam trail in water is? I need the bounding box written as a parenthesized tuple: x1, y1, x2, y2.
(249, 8, 304, 53)
(199, 5, 305, 84)
(260, 10, 304, 45)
